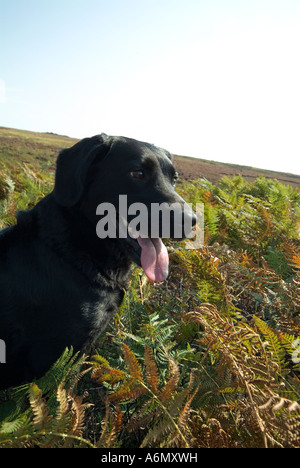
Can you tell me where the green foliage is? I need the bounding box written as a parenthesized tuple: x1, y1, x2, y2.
(0, 349, 93, 448)
(0, 164, 53, 227)
(0, 161, 300, 447)
(178, 175, 300, 258)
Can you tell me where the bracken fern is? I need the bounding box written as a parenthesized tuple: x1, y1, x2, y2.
(0, 165, 299, 448)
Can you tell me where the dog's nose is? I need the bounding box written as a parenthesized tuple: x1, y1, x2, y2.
(191, 212, 197, 227)
(181, 206, 197, 239)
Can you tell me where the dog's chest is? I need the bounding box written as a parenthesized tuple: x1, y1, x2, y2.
(81, 287, 124, 350)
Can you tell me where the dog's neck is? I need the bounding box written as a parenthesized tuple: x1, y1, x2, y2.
(17, 193, 133, 289)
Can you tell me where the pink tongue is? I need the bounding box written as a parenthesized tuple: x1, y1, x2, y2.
(137, 237, 169, 282)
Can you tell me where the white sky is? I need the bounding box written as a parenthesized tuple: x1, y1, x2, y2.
(1, 0, 300, 175)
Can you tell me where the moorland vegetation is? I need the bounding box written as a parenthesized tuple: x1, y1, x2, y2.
(0, 129, 299, 448)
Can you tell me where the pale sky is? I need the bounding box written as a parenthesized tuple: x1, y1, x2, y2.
(1, 0, 300, 175)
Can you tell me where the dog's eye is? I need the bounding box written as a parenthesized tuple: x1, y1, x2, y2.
(172, 173, 179, 186)
(130, 170, 145, 179)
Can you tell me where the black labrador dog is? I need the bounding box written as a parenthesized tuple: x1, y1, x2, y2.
(0, 134, 196, 390)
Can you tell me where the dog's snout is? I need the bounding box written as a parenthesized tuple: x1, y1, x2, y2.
(181, 205, 197, 238)
(193, 212, 197, 226)
(159, 200, 196, 240)
(183, 209, 197, 227)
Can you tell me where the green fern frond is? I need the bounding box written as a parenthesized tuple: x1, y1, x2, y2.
(0, 416, 29, 435)
(253, 317, 287, 374)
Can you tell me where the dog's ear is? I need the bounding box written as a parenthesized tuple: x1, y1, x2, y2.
(53, 133, 111, 207)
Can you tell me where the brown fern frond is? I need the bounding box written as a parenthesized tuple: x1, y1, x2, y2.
(91, 353, 127, 387)
(122, 343, 143, 381)
(168, 380, 200, 448)
(108, 378, 146, 403)
(105, 344, 147, 403)
(96, 397, 110, 447)
(138, 387, 192, 448)
(198, 418, 233, 448)
(97, 398, 122, 448)
(140, 414, 176, 448)
(104, 404, 123, 448)
(202, 189, 215, 204)
(158, 356, 180, 404)
(125, 399, 158, 433)
(291, 255, 300, 270)
(283, 238, 300, 271)
(69, 365, 92, 394)
(144, 345, 159, 394)
(28, 384, 52, 431)
(69, 393, 92, 436)
(55, 384, 70, 422)
(256, 205, 274, 240)
(92, 366, 127, 386)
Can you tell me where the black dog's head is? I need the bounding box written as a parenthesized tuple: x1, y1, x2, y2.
(53, 134, 197, 282)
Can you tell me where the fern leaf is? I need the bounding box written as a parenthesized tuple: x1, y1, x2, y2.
(169, 383, 200, 448)
(68, 394, 91, 436)
(283, 239, 300, 271)
(106, 404, 123, 447)
(92, 359, 126, 386)
(253, 317, 287, 373)
(55, 383, 70, 422)
(125, 399, 157, 433)
(97, 398, 123, 448)
(109, 378, 146, 403)
(28, 384, 51, 431)
(140, 415, 175, 448)
(159, 356, 180, 403)
(0, 417, 29, 435)
(122, 343, 143, 382)
(291, 255, 300, 270)
(144, 345, 159, 394)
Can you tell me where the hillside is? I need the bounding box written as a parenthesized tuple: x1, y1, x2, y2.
(1, 126, 299, 188)
(175, 154, 300, 188)
(0, 127, 78, 171)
